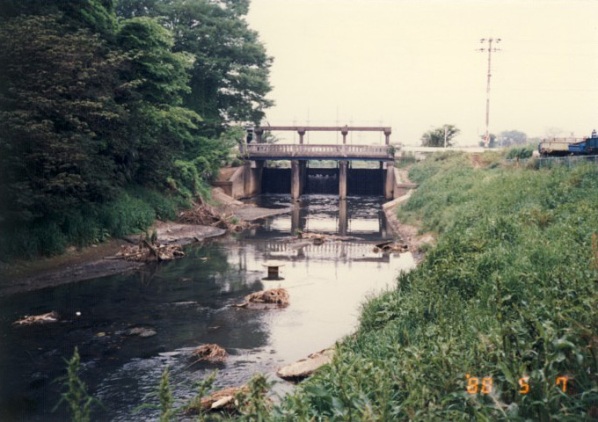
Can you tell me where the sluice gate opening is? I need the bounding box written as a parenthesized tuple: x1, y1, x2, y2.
(305, 168, 338, 194)
(261, 168, 291, 193)
(347, 168, 384, 196)
(261, 166, 385, 196)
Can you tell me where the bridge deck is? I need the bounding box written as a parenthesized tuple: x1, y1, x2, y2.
(246, 144, 394, 161)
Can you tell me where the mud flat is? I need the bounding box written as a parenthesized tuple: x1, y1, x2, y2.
(0, 224, 225, 297)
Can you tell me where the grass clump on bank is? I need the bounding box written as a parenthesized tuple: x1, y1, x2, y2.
(0, 186, 192, 259)
(271, 152, 598, 420)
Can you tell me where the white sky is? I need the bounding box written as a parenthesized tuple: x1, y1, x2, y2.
(246, 0, 598, 146)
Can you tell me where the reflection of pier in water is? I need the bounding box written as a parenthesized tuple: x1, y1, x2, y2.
(253, 240, 391, 263)
(290, 199, 389, 238)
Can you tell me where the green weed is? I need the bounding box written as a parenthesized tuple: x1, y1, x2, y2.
(54, 348, 100, 422)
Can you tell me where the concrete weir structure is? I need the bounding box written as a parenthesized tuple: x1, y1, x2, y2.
(241, 126, 397, 200)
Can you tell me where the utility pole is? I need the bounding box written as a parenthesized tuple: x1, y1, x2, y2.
(478, 37, 501, 148)
(444, 125, 448, 149)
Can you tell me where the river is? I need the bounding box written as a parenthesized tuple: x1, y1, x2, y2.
(0, 194, 415, 421)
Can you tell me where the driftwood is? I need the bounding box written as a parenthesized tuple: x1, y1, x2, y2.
(186, 385, 249, 414)
(178, 203, 251, 232)
(234, 288, 289, 308)
(190, 343, 227, 363)
(13, 311, 59, 326)
(115, 240, 184, 262)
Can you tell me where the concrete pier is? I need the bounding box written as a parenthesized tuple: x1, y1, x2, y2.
(339, 161, 348, 199)
(291, 160, 302, 200)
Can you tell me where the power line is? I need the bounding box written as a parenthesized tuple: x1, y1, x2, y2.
(478, 37, 501, 147)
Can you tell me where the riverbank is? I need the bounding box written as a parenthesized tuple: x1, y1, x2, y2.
(0, 189, 291, 297)
(267, 152, 598, 420)
(382, 167, 433, 261)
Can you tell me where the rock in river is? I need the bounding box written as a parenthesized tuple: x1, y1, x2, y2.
(277, 348, 334, 382)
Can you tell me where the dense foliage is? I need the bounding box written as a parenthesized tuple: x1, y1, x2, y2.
(498, 130, 528, 147)
(420, 125, 460, 147)
(271, 152, 597, 420)
(0, 0, 271, 258)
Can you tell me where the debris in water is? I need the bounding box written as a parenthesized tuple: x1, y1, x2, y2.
(297, 231, 327, 244)
(374, 241, 409, 253)
(13, 311, 59, 326)
(115, 239, 185, 262)
(186, 385, 249, 414)
(178, 201, 252, 233)
(190, 343, 227, 363)
(124, 327, 157, 337)
(234, 288, 289, 308)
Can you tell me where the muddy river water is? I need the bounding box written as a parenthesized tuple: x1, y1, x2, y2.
(0, 195, 415, 421)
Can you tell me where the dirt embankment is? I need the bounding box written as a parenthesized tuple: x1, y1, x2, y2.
(383, 168, 434, 260)
(0, 189, 290, 297)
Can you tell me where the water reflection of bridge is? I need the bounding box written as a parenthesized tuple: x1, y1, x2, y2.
(290, 200, 389, 237)
(253, 240, 391, 263)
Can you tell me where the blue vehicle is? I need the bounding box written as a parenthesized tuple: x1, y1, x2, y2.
(538, 130, 598, 156)
(567, 136, 598, 155)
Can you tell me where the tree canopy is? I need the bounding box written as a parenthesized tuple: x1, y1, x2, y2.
(497, 130, 527, 147)
(0, 0, 272, 257)
(116, 0, 273, 130)
(421, 125, 460, 147)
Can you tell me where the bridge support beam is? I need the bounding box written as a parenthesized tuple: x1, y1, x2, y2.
(384, 162, 395, 199)
(339, 160, 348, 199)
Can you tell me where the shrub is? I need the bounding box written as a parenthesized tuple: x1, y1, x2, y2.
(98, 192, 155, 238)
(506, 145, 534, 160)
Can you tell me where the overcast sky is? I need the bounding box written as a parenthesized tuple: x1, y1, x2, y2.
(246, 0, 598, 146)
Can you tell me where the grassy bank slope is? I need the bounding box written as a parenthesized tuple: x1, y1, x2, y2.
(273, 152, 597, 420)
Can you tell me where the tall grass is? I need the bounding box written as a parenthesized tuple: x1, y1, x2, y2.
(272, 152, 598, 420)
(0, 187, 191, 259)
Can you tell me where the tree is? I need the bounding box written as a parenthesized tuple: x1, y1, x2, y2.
(0, 14, 127, 222)
(421, 125, 460, 147)
(0, 0, 117, 36)
(116, 0, 273, 130)
(0, 0, 270, 257)
(497, 130, 527, 147)
(117, 16, 202, 187)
